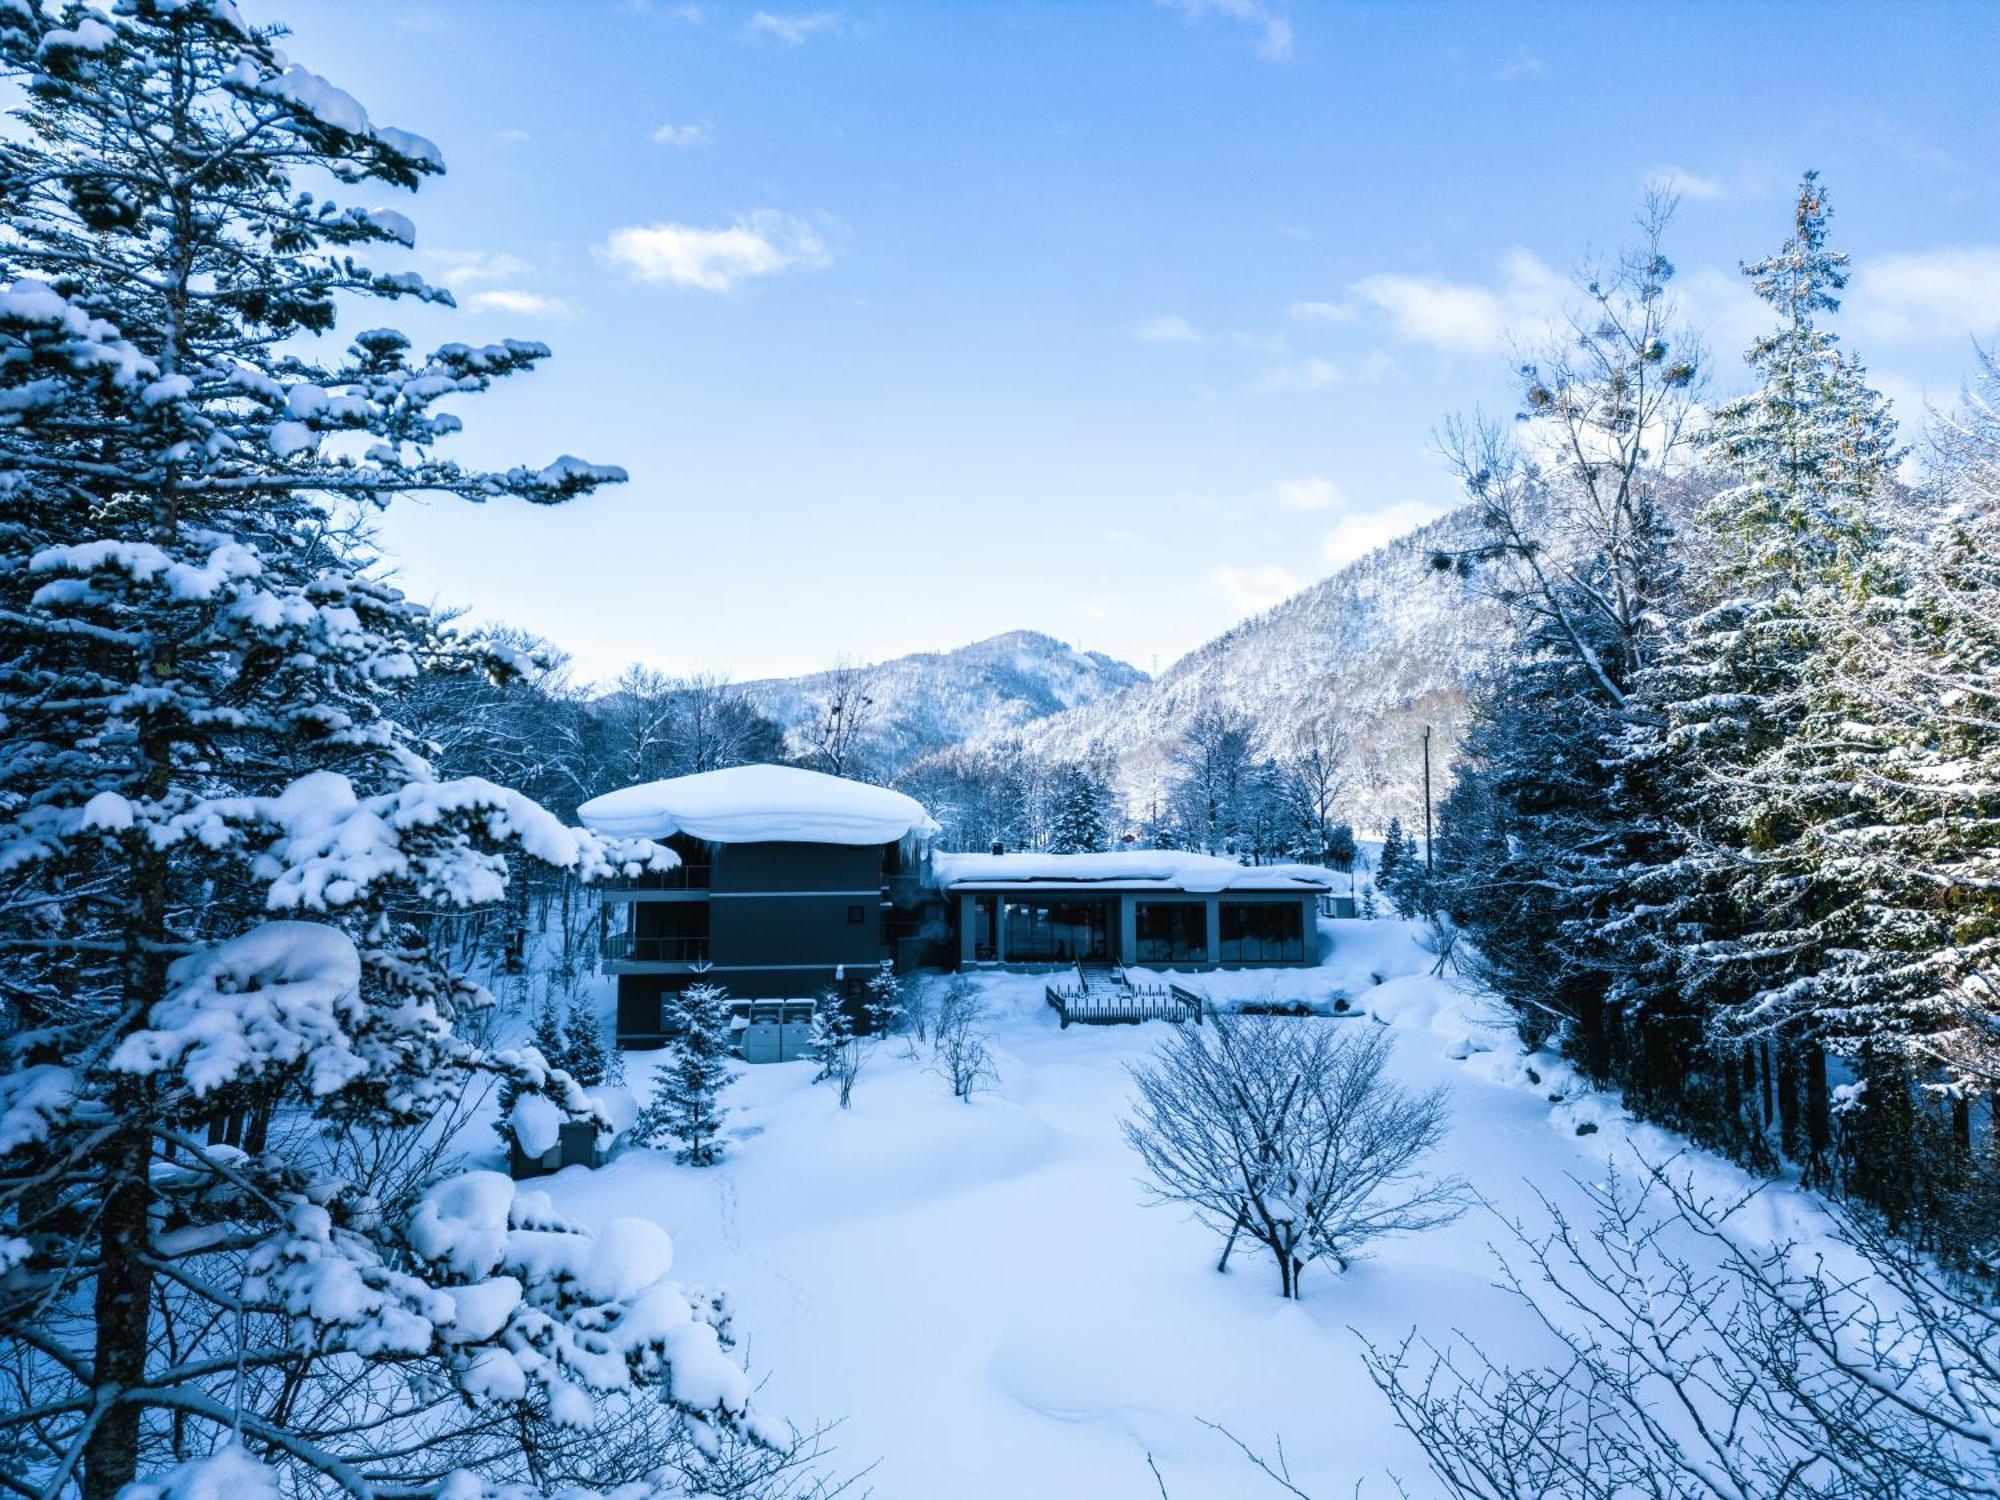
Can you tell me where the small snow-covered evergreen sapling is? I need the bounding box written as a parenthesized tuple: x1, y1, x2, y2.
(0, 7, 789, 1499)
(635, 982, 734, 1165)
(809, 992, 864, 1108)
(863, 959, 905, 1036)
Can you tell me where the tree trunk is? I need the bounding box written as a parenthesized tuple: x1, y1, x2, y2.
(1804, 1040, 1832, 1185)
(84, 1121, 156, 1500)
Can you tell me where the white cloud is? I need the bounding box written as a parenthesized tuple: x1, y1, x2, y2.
(1643, 164, 1730, 202)
(599, 210, 833, 292)
(1208, 563, 1301, 617)
(464, 289, 573, 317)
(1287, 299, 1353, 323)
(651, 121, 712, 147)
(1490, 47, 1545, 82)
(1348, 248, 1565, 355)
(494, 127, 531, 145)
(423, 250, 571, 316)
(1134, 314, 1203, 344)
(1254, 356, 1340, 393)
(744, 9, 839, 44)
(1321, 500, 1443, 567)
(1851, 246, 2000, 343)
(425, 250, 533, 289)
(1271, 476, 1339, 511)
(1157, 0, 1293, 62)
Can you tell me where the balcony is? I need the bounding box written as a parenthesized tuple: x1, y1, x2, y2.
(622, 863, 712, 892)
(601, 932, 713, 964)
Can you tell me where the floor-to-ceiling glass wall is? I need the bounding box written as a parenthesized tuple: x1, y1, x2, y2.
(1134, 900, 1208, 964)
(1003, 897, 1111, 962)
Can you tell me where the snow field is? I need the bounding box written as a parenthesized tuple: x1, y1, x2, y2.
(532, 920, 1839, 1497)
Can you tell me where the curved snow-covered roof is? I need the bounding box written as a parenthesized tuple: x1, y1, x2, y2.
(577, 764, 937, 847)
(933, 850, 1334, 893)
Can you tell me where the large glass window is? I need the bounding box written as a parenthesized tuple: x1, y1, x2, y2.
(1218, 901, 1305, 963)
(1003, 898, 1110, 962)
(971, 894, 1000, 961)
(1135, 901, 1208, 964)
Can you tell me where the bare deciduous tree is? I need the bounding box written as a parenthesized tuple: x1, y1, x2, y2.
(800, 656, 880, 780)
(1125, 1019, 1466, 1299)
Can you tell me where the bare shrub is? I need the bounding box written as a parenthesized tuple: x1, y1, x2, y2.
(933, 976, 998, 1102)
(1124, 1017, 1465, 1298)
(1362, 1160, 2000, 1498)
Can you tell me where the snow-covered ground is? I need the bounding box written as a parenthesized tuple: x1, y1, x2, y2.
(524, 920, 1833, 1498)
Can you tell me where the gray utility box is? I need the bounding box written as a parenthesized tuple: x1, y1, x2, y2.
(740, 999, 818, 1064)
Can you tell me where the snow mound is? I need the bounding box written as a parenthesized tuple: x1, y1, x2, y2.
(578, 763, 937, 846)
(934, 849, 1333, 892)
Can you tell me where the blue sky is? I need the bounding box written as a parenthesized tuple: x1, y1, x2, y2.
(280, 0, 2000, 685)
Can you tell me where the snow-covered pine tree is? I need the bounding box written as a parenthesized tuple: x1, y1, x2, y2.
(863, 958, 905, 1037)
(635, 981, 733, 1166)
(1750, 351, 2000, 1242)
(0, 8, 767, 1497)
(1045, 760, 1111, 853)
(1376, 817, 1407, 899)
(1619, 173, 1901, 1183)
(562, 994, 612, 1088)
(534, 995, 574, 1070)
(808, 992, 862, 1107)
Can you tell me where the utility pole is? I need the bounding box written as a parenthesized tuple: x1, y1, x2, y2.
(1421, 724, 1433, 874)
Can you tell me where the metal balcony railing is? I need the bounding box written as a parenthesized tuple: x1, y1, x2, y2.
(601, 932, 712, 963)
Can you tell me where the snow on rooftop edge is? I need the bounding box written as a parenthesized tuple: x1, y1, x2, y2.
(932, 849, 1335, 893)
(577, 764, 939, 846)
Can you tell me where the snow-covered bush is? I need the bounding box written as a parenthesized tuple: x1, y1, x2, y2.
(1124, 1019, 1465, 1298)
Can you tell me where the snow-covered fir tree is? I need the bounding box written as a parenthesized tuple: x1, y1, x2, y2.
(808, 992, 862, 1107)
(635, 981, 733, 1166)
(1618, 173, 1902, 1183)
(1045, 760, 1112, 853)
(0, 8, 775, 1498)
(863, 959, 905, 1036)
(562, 994, 613, 1088)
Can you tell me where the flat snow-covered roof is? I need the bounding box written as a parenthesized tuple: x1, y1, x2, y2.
(577, 764, 938, 846)
(933, 850, 1334, 894)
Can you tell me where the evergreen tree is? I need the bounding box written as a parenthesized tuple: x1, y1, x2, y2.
(0, 9, 762, 1497)
(1046, 761, 1111, 853)
(635, 982, 733, 1166)
(533, 995, 572, 1071)
(1618, 173, 1901, 1182)
(863, 959, 905, 1037)
(1376, 818, 1408, 901)
(562, 994, 611, 1088)
(808, 991, 862, 1108)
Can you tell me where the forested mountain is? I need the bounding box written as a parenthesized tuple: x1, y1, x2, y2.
(735, 629, 1148, 774)
(976, 506, 1508, 834)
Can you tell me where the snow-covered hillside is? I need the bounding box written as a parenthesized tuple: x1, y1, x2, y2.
(979, 506, 1510, 834)
(739, 629, 1148, 774)
(528, 922, 1840, 1498)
